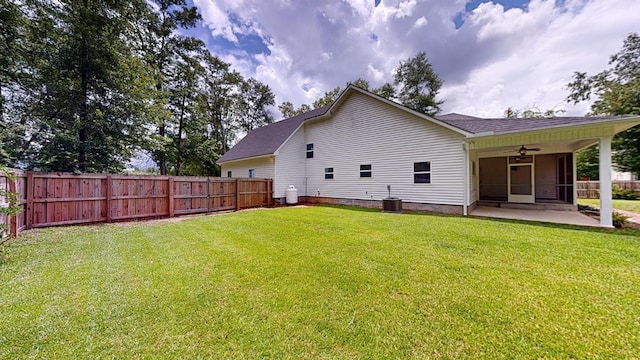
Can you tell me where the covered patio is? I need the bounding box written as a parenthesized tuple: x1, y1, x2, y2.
(438, 113, 640, 228)
(470, 206, 599, 227)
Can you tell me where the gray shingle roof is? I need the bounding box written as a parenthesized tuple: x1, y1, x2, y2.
(218, 85, 639, 164)
(218, 105, 330, 163)
(435, 115, 628, 135)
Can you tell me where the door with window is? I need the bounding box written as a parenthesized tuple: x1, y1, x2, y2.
(508, 156, 535, 203)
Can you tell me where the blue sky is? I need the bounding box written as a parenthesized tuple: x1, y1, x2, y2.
(188, 0, 639, 118)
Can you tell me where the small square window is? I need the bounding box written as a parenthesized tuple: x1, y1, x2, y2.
(360, 164, 372, 178)
(324, 167, 334, 180)
(227, 171, 232, 178)
(306, 143, 314, 158)
(413, 161, 431, 184)
(249, 169, 255, 178)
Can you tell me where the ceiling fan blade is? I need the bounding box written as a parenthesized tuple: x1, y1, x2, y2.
(527, 148, 542, 151)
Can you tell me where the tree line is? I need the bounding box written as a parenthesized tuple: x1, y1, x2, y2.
(1, 0, 637, 178)
(0, 0, 274, 175)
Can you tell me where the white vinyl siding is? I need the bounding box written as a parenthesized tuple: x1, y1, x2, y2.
(274, 126, 307, 198)
(220, 157, 274, 180)
(304, 92, 466, 205)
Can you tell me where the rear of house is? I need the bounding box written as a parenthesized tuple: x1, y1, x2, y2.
(219, 85, 640, 227)
(220, 87, 472, 214)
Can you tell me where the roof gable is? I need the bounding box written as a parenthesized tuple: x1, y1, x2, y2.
(217, 105, 330, 163)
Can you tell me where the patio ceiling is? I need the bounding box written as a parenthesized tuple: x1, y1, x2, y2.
(467, 118, 640, 155)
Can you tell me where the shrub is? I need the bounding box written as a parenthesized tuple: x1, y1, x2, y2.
(612, 185, 638, 200)
(612, 212, 629, 228)
(0, 166, 21, 243)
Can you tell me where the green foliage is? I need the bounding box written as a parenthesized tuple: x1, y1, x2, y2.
(567, 32, 640, 177)
(0, 166, 21, 242)
(576, 145, 599, 180)
(503, 106, 566, 118)
(0, 0, 273, 176)
(312, 86, 341, 109)
(372, 82, 396, 99)
(612, 185, 638, 200)
(394, 51, 443, 115)
(1, 206, 640, 357)
(612, 211, 629, 228)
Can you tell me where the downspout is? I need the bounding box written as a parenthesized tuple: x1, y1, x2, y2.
(463, 142, 470, 216)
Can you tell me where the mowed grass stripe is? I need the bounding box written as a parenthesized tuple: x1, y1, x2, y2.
(1, 206, 638, 358)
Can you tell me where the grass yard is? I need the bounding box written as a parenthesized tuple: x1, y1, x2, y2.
(578, 198, 640, 213)
(1, 206, 639, 358)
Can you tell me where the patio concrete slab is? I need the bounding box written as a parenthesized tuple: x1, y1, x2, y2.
(470, 206, 600, 227)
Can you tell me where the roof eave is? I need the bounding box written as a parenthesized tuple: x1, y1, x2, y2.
(217, 153, 274, 165)
(466, 115, 640, 139)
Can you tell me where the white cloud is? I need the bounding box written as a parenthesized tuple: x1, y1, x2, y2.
(194, 0, 640, 119)
(413, 16, 428, 29)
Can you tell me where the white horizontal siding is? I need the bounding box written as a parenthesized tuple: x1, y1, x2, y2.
(221, 157, 275, 180)
(274, 127, 307, 198)
(304, 92, 466, 205)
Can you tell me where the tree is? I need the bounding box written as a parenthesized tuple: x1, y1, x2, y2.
(130, 0, 202, 175)
(14, 0, 154, 173)
(394, 51, 443, 116)
(349, 78, 370, 91)
(278, 102, 311, 118)
(576, 145, 599, 180)
(312, 86, 341, 109)
(235, 78, 275, 132)
(0, 166, 21, 243)
(503, 106, 565, 118)
(567, 32, 640, 176)
(372, 82, 396, 100)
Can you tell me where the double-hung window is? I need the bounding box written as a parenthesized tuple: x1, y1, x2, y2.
(360, 164, 372, 178)
(248, 169, 255, 178)
(306, 144, 314, 158)
(324, 167, 334, 180)
(413, 162, 431, 183)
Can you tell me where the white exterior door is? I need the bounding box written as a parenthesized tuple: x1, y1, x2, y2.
(508, 162, 535, 203)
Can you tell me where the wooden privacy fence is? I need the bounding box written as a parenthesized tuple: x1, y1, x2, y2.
(1, 171, 272, 236)
(577, 180, 640, 198)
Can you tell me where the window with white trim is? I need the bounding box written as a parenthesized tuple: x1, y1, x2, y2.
(413, 162, 431, 183)
(227, 171, 232, 178)
(248, 169, 255, 178)
(360, 164, 372, 178)
(306, 143, 314, 158)
(324, 167, 334, 180)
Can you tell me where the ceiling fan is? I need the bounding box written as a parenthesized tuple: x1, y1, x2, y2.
(511, 145, 541, 157)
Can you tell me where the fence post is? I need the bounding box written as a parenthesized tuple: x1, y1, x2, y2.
(267, 179, 272, 207)
(235, 178, 240, 211)
(106, 175, 112, 223)
(206, 177, 211, 212)
(168, 177, 175, 217)
(25, 171, 33, 229)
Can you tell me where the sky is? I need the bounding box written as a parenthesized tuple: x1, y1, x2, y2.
(187, 0, 640, 119)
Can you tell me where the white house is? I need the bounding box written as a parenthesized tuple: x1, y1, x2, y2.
(218, 86, 640, 227)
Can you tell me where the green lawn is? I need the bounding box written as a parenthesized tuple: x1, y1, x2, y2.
(1, 206, 639, 358)
(578, 198, 640, 213)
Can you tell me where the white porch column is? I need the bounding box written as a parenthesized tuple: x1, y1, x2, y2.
(599, 136, 614, 228)
(462, 142, 470, 216)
